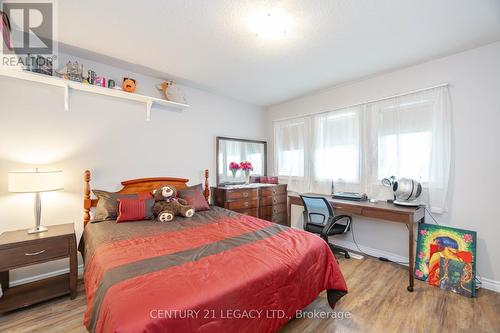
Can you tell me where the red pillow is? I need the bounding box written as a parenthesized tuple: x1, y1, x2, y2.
(178, 184, 210, 211)
(116, 196, 155, 223)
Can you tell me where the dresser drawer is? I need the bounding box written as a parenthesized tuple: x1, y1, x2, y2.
(260, 203, 287, 216)
(226, 189, 259, 201)
(260, 194, 287, 206)
(226, 199, 259, 210)
(261, 185, 287, 197)
(234, 208, 259, 217)
(0, 238, 69, 270)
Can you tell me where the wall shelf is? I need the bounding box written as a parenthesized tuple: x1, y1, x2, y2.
(0, 69, 189, 120)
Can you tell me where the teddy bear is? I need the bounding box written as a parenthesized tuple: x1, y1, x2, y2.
(152, 185, 195, 222)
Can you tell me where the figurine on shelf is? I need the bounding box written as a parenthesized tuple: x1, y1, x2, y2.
(122, 77, 136, 93)
(87, 70, 96, 84)
(36, 55, 53, 76)
(156, 80, 186, 103)
(56, 61, 83, 82)
(94, 76, 106, 87)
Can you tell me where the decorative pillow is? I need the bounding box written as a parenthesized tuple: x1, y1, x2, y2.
(92, 190, 152, 222)
(116, 197, 155, 223)
(178, 184, 210, 211)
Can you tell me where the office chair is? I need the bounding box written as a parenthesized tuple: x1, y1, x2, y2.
(300, 195, 352, 259)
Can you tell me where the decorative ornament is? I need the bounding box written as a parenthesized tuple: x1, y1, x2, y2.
(156, 80, 186, 103)
(122, 77, 136, 93)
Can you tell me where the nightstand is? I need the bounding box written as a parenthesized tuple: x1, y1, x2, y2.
(0, 223, 77, 313)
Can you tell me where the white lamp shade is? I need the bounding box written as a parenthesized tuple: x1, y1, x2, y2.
(8, 170, 64, 193)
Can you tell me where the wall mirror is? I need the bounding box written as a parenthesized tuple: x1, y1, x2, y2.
(216, 136, 267, 186)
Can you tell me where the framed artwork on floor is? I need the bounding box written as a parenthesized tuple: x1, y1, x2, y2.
(414, 223, 477, 297)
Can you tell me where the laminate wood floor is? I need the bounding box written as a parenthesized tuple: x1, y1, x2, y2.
(0, 256, 499, 333)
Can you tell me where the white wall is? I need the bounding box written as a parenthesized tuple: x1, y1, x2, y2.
(0, 52, 265, 283)
(266, 42, 500, 288)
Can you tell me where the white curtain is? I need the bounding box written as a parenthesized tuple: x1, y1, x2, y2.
(428, 87, 452, 213)
(310, 106, 364, 194)
(273, 117, 310, 192)
(365, 87, 451, 212)
(273, 86, 452, 213)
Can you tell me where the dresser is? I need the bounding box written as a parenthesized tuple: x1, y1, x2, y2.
(212, 184, 288, 226)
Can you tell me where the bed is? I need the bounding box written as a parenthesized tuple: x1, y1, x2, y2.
(81, 170, 347, 333)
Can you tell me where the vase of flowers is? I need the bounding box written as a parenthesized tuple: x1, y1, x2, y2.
(240, 161, 253, 185)
(229, 162, 240, 179)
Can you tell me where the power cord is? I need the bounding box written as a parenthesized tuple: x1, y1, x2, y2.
(350, 218, 410, 265)
(424, 206, 440, 225)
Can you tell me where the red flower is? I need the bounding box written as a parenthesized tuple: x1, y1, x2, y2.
(415, 269, 424, 278)
(418, 252, 426, 259)
(420, 229, 427, 236)
(463, 234, 473, 243)
(240, 161, 254, 171)
(229, 162, 240, 171)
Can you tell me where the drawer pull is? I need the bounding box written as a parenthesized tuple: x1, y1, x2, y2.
(25, 250, 45, 256)
(242, 192, 249, 198)
(244, 201, 249, 207)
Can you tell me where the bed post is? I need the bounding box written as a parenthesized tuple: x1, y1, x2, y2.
(84, 170, 91, 227)
(204, 169, 210, 204)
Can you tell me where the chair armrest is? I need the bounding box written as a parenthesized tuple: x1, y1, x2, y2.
(321, 215, 352, 237)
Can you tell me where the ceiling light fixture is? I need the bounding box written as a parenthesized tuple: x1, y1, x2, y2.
(248, 8, 292, 40)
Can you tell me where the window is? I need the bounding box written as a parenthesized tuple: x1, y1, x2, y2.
(372, 98, 434, 184)
(273, 86, 451, 213)
(313, 108, 361, 183)
(274, 118, 307, 178)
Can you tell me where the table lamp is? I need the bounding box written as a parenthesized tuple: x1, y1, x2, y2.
(8, 169, 64, 234)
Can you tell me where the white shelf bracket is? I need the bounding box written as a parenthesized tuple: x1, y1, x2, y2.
(146, 100, 153, 121)
(63, 84, 70, 111)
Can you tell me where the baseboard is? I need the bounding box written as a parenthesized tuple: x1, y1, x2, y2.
(8, 264, 84, 287)
(481, 277, 500, 293)
(332, 239, 410, 266)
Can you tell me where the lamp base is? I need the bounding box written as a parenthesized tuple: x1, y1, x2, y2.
(28, 225, 48, 234)
(393, 200, 422, 207)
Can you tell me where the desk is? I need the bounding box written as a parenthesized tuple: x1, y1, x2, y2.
(288, 192, 425, 292)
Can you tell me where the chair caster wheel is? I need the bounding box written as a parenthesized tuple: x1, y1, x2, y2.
(407, 286, 414, 292)
(345, 253, 350, 259)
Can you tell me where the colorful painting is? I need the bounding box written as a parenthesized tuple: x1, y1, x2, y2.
(438, 257, 474, 297)
(414, 223, 477, 297)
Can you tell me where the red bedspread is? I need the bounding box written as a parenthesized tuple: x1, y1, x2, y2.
(82, 207, 347, 333)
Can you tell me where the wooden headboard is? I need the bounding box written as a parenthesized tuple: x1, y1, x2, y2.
(83, 169, 210, 227)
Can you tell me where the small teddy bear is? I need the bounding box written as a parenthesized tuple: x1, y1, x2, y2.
(152, 185, 195, 222)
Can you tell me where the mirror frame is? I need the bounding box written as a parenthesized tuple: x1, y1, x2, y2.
(216, 136, 267, 186)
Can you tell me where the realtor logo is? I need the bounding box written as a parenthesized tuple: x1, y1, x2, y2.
(1, 1, 53, 55)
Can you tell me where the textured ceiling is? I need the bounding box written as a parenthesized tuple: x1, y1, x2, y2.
(56, 0, 500, 106)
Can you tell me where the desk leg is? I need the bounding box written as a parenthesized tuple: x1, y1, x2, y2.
(407, 221, 415, 292)
(287, 197, 292, 228)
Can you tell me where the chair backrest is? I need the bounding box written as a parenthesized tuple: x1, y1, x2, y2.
(300, 195, 334, 226)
